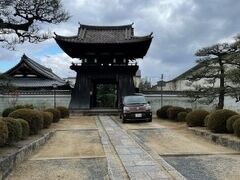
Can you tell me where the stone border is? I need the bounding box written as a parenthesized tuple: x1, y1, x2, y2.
(189, 128, 240, 151)
(0, 130, 56, 180)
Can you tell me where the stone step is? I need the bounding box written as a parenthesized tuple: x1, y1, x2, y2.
(70, 109, 120, 116)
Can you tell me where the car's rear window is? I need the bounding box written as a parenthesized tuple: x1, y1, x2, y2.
(123, 96, 147, 105)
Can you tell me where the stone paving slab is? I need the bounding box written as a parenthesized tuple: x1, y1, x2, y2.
(96, 118, 129, 180)
(99, 116, 172, 180)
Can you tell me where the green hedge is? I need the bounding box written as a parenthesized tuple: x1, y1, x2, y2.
(207, 109, 237, 133)
(16, 119, 29, 139)
(3, 117, 22, 144)
(56, 106, 69, 118)
(233, 119, 240, 137)
(41, 112, 53, 128)
(167, 106, 186, 121)
(0, 119, 8, 146)
(44, 108, 61, 123)
(204, 115, 210, 127)
(156, 105, 172, 119)
(226, 115, 240, 133)
(177, 112, 188, 122)
(2, 107, 16, 117)
(9, 109, 43, 135)
(186, 110, 209, 127)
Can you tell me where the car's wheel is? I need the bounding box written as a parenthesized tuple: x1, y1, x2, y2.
(148, 118, 152, 122)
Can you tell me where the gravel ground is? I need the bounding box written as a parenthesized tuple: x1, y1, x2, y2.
(6, 116, 108, 180)
(164, 155, 240, 180)
(8, 158, 108, 180)
(116, 117, 240, 180)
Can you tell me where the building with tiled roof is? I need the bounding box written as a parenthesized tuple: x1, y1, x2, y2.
(55, 23, 152, 110)
(1, 54, 72, 91)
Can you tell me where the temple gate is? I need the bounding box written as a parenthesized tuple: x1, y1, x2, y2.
(55, 24, 152, 110)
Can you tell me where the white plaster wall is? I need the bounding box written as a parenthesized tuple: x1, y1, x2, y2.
(0, 95, 71, 114)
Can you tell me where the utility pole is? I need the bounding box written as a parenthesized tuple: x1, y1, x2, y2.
(160, 74, 163, 107)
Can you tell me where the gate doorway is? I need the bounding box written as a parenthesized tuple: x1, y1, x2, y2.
(91, 82, 118, 108)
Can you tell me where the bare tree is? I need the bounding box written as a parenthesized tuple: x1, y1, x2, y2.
(187, 41, 240, 109)
(0, 0, 69, 49)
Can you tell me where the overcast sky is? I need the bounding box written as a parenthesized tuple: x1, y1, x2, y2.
(0, 0, 240, 82)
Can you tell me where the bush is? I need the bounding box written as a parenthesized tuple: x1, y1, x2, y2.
(177, 112, 188, 122)
(3, 117, 22, 143)
(44, 108, 61, 123)
(41, 112, 53, 128)
(16, 119, 29, 139)
(233, 119, 240, 137)
(0, 119, 8, 146)
(15, 104, 34, 110)
(9, 109, 43, 135)
(185, 108, 192, 113)
(186, 110, 209, 127)
(156, 105, 172, 119)
(204, 115, 210, 127)
(226, 115, 240, 133)
(2, 107, 16, 117)
(208, 109, 238, 133)
(167, 106, 186, 120)
(56, 106, 69, 118)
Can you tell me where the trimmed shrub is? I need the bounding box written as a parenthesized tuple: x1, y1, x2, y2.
(185, 108, 192, 113)
(208, 109, 238, 133)
(186, 110, 209, 127)
(15, 104, 34, 110)
(167, 106, 186, 120)
(16, 119, 29, 139)
(226, 115, 240, 133)
(177, 112, 188, 122)
(3, 117, 22, 143)
(9, 109, 43, 135)
(41, 112, 53, 128)
(2, 107, 16, 117)
(156, 105, 172, 119)
(0, 119, 8, 146)
(44, 108, 61, 123)
(233, 119, 240, 137)
(57, 106, 69, 118)
(204, 115, 210, 127)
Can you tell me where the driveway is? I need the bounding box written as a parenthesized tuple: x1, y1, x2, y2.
(7, 116, 240, 180)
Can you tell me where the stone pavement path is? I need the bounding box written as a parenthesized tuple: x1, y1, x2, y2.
(98, 116, 173, 180)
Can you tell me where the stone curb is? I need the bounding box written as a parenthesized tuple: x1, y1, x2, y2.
(189, 128, 240, 151)
(0, 130, 56, 180)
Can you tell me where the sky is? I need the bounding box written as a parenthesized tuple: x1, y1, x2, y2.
(0, 0, 240, 82)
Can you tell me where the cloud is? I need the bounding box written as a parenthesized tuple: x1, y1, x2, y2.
(0, 0, 240, 81)
(36, 53, 79, 78)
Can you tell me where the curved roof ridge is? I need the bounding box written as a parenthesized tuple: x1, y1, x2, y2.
(79, 23, 134, 30)
(4, 54, 65, 84)
(22, 55, 65, 83)
(22, 54, 52, 73)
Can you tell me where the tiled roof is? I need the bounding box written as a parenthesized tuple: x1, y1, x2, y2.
(2, 55, 70, 88)
(55, 24, 152, 44)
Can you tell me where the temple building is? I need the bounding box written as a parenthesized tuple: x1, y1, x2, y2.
(1, 54, 71, 92)
(55, 23, 153, 110)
